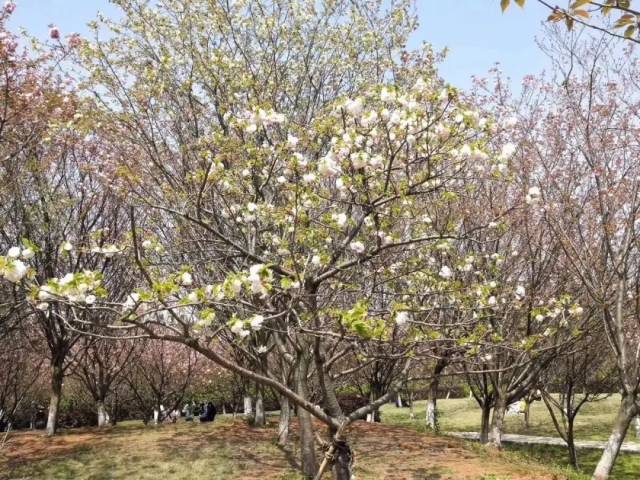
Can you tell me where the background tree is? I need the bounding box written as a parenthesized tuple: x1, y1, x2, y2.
(74, 335, 138, 427)
(539, 329, 616, 469)
(519, 27, 640, 479)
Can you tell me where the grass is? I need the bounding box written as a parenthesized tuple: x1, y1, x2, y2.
(0, 418, 303, 480)
(380, 395, 632, 440)
(380, 396, 640, 480)
(0, 415, 579, 480)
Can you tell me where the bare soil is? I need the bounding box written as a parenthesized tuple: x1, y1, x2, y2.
(0, 418, 569, 479)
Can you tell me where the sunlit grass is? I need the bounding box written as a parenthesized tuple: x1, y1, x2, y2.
(0, 414, 582, 480)
(0, 418, 303, 480)
(381, 395, 640, 480)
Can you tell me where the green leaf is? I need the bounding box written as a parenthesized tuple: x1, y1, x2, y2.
(21, 238, 41, 253)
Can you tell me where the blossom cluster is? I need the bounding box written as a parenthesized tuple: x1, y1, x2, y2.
(35, 270, 104, 311)
(0, 246, 31, 283)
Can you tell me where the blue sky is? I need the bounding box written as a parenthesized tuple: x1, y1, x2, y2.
(8, 0, 551, 90)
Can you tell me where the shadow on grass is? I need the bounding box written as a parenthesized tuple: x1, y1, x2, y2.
(503, 443, 640, 480)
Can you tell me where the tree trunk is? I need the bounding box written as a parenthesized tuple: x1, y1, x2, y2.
(523, 400, 531, 428)
(592, 395, 637, 480)
(243, 396, 253, 417)
(409, 391, 415, 420)
(46, 360, 64, 436)
(489, 395, 507, 449)
(254, 390, 265, 426)
(97, 400, 109, 427)
(480, 402, 491, 444)
(110, 392, 119, 426)
(29, 403, 36, 430)
(332, 439, 354, 480)
(298, 405, 317, 478)
(296, 356, 317, 478)
(425, 399, 437, 432)
(277, 395, 290, 446)
(564, 414, 578, 469)
(367, 390, 380, 423)
(425, 377, 439, 432)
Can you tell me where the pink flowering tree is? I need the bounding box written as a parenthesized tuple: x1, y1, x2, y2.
(0, 4, 135, 436)
(518, 28, 640, 479)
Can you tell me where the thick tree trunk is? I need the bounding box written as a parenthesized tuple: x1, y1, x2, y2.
(426, 359, 446, 431)
(332, 439, 354, 480)
(277, 395, 290, 446)
(592, 395, 637, 480)
(46, 361, 64, 436)
(296, 356, 317, 478)
(97, 400, 109, 428)
(480, 402, 491, 444)
(298, 406, 317, 478)
(489, 395, 507, 449)
(254, 390, 265, 426)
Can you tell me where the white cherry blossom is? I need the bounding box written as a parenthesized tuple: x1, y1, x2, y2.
(350, 241, 365, 254)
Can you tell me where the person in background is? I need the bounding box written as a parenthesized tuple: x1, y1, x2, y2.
(184, 402, 194, 422)
(199, 401, 217, 423)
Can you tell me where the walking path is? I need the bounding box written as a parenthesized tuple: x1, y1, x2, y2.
(446, 432, 640, 454)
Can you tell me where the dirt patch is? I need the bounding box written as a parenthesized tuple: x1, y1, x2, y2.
(0, 419, 568, 480)
(346, 422, 562, 480)
(0, 429, 106, 465)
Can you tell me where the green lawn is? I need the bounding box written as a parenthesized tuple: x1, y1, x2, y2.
(381, 396, 640, 480)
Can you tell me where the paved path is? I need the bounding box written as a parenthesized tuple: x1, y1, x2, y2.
(446, 432, 640, 454)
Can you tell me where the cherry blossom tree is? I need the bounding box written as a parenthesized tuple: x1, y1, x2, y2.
(519, 28, 640, 479)
(0, 330, 44, 436)
(74, 335, 138, 427)
(0, 2, 617, 480)
(125, 338, 198, 424)
(539, 328, 616, 469)
(61, 1, 525, 477)
(0, 4, 135, 435)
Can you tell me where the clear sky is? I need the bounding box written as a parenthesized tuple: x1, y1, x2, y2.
(8, 0, 551, 90)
